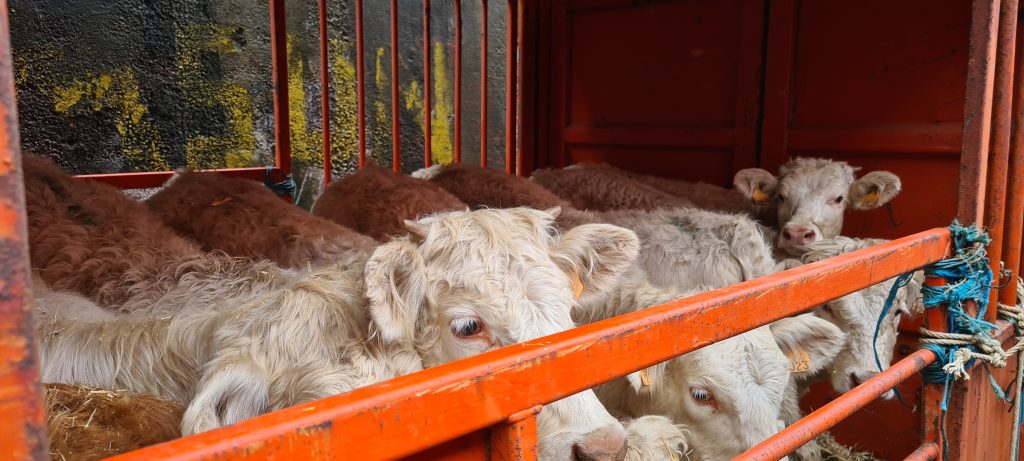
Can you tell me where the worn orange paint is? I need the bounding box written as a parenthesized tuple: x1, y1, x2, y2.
(106, 229, 951, 461)
(905, 443, 940, 461)
(735, 349, 937, 461)
(491, 408, 540, 461)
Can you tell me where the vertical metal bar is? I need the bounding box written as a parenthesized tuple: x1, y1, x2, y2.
(985, 0, 1018, 320)
(490, 406, 540, 461)
(319, 0, 332, 184)
(356, 0, 367, 168)
(504, 0, 517, 175)
(270, 0, 292, 180)
(921, 277, 949, 461)
(423, 0, 432, 168)
(390, 0, 401, 173)
(1002, 28, 1024, 307)
(514, 0, 524, 176)
(958, 0, 1000, 225)
(481, 0, 489, 168)
(0, 0, 46, 457)
(454, 0, 462, 164)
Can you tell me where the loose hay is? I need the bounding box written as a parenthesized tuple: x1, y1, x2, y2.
(818, 431, 883, 461)
(46, 383, 183, 461)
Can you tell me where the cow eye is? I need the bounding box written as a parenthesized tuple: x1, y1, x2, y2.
(690, 387, 713, 403)
(778, 194, 786, 204)
(833, 195, 844, 204)
(451, 318, 483, 337)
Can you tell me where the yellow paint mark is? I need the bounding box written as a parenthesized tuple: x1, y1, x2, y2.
(372, 47, 391, 163)
(329, 38, 359, 164)
(284, 33, 320, 165)
(175, 24, 256, 169)
(429, 42, 453, 165)
(52, 69, 168, 171)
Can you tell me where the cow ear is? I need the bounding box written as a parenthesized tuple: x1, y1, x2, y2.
(905, 270, 926, 314)
(364, 240, 429, 343)
(849, 171, 901, 210)
(734, 168, 778, 205)
(550, 224, 640, 304)
(770, 314, 846, 376)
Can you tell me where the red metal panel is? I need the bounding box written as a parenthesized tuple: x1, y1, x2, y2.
(318, 0, 331, 184)
(735, 349, 937, 461)
(958, 0, 1000, 225)
(106, 229, 950, 461)
(480, 0, 488, 167)
(391, 0, 401, 172)
(733, 0, 765, 171)
(269, 0, 291, 181)
(454, 0, 462, 164)
(0, 0, 46, 456)
(984, 0, 1018, 320)
(424, 0, 432, 168)
(356, 0, 367, 168)
(74, 167, 285, 189)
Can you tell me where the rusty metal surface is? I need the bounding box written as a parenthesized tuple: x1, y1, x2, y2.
(0, 0, 47, 457)
(1001, 18, 1024, 307)
(268, 0, 291, 181)
(984, 0, 1018, 319)
(491, 407, 540, 461)
(735, 349, 937, 461)
(480, 0, 488, 167)
(318, 0, 331, 184)
(106, 229, 951, 461)
(920, 277, 949, 461)
(958, 0, 1000, 225)
(423, 0, 432, 168)
(904, 443, 940, 461)
(390, 0, 400, 172)
(454, 0, 462, 164)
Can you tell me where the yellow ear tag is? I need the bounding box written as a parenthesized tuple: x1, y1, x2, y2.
(751, 186, 770, 205)
(639, 369, 652, 387)
(788, 349, 812, 373)
(570, 273, 585, 301)
(861, 189, 881, 208)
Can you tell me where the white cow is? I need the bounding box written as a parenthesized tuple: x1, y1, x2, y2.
(37, 207, 645, 461)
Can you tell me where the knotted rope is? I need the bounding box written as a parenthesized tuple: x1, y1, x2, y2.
(264, 165, 296, 197)
(997, 276, 1024, 460)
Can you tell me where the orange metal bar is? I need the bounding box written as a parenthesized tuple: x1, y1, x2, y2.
(984, 0, 1018, 320)
(1002, 24, 1024, 307)
(734, 349, 937, 461)
(108, 229, 951, 461)
(504, 0, 517, 174)
(0, 0, 47, 456)
(513, 0, 524, 176)
(269, 0, 291, 182)
(481, 0, 488, 168)
(454, 0, 462, 164)
(904, 443, 941, 461)
(75, 167, 284, 189)
(958, 0, 1000, 225)
(355, 0, 367, 168)
(318, 0, 331, 184)
(423, 0, 432, 168)
(921, 277, 949, 461)
(390, 0, 401, 173)
(490, 406, 541, 461)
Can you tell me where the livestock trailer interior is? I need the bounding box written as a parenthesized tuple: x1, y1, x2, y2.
(0, 0, 1022, 460)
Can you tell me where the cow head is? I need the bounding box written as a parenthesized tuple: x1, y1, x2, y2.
(801, 237, 923, 397)
(734, 158, 901, 255)
(364, 207, 640, 461)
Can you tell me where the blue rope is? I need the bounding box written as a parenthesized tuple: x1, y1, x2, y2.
(873, 221, 1000, 460)
(264, 165, 296, 197)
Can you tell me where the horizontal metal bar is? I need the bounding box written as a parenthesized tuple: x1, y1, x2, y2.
(904, 442, 940, 461)
(74, 167, 282, 189)
(107, 228, 951, 461)
(734, 349, 937, 461)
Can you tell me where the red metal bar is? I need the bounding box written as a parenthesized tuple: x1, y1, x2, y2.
(269, 0, 291, 182)
(984, 0, 1018, 320)
(490, 406, 540, 461)
(1002, 24, 1024, 307)
(921, 276, 949, 461)
(734, 349, 937, 461)
(390, 0, 401, 173)
(318, 0, 331, 184)
(513, 0, 524, 176)
(0, 0, 47, 456)
(74, 167, 285, 189)
(958, 0, 1000, 225)
(454, 0, 462, 164)
(481, 0, 488, 168)
(355, 0, 367, 168)
(904, 443, 940, 461)
(504, 0, 517, 175)
(423, 0, 432, 168)
(108, 229, 951, 461)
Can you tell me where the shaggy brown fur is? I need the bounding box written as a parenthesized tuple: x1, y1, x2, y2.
(530, 164, 696, 212)
(147, 170, 376, 269)
(46, 383, 183, 461)
(312, 163, 467, 241)
(430, 164, 572, 209)
(22, 154, 201, 307)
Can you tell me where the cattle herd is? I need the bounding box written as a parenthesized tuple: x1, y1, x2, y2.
(24, 153, 919, 461)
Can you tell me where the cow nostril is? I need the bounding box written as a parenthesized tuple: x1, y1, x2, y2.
(803, 230, 815, 240)
(782, 230, 794, 241)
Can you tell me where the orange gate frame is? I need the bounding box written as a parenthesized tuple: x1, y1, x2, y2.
(0, 1, 1023, 461)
